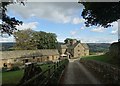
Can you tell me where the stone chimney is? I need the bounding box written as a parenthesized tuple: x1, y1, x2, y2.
(70, 39, 77, 45)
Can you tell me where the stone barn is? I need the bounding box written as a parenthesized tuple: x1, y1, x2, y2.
(0, 49, 59, 68)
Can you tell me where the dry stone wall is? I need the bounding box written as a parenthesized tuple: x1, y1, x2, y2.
(80, 59, 120, 84)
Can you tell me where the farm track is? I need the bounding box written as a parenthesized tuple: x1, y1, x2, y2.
(59, 59, 101, 85)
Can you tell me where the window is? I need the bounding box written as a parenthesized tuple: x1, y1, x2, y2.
(37, 58, 39, 62)
(14, 59, 17, 62)
(25, 59, 28, 63)
(47, 57, 49, 60)
(52, 55, 54, 60)
(33, 56, 35, 59)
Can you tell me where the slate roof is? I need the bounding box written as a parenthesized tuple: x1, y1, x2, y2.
(67, 42, 79, 49)
(1, 49, 59, 59)
(67, 42, 89, 50)
(81, 43, 89, 50)
(60, 45, 68, 49)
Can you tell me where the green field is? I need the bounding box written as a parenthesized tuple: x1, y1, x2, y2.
(1, 63, 54, 85)
(40, 63, 54, 71)
(2, 70, 24, 85)
(81, 55, 111, 63)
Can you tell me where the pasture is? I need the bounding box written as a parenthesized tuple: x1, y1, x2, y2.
(2, 63, 54, 85)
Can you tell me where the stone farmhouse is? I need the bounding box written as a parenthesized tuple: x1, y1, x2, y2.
(0, 39, 89, 68)
(58, 39, 89, 59)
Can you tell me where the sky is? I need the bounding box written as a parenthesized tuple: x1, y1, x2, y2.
(0, 1, 119, 43)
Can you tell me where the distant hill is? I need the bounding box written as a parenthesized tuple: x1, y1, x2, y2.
(87, 43, 111, 53)
(1, 42, 111, 52)
(0, 42, 15, 51)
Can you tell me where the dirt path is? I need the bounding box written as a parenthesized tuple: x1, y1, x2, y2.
(59, 59, 101, 85)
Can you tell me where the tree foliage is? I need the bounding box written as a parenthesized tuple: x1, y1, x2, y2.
(14, 29, 57, 50)
(33, 31, 57, 49)
(0, 0, 25, 35)
(64, 38, 73, 44)
(14, 29, 36, 50)
(79, 2, 120, 28)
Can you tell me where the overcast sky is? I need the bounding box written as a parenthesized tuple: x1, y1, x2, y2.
(0, 2, 119, 43)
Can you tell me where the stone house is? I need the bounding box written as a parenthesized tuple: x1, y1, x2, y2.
(58, 39, 89, 59)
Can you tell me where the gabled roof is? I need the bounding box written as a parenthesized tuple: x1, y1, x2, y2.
(67, 42, 79, 49)
(68, 42, 89, 50)
(1, 49, 59, 59)
(81, 43, 89, 50)
(60, 45, 68, 49)
(58, 43, 68, 49)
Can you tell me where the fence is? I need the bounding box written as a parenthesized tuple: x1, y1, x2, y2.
(80, 59, 120, 84)
(18, 59, 69, 86)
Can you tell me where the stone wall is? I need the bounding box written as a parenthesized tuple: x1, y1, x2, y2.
(107, 42, 120, 65)
(80, 59, 120, 84)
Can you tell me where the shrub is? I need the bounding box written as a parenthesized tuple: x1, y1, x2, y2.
(10, 66, 20, 71)
(2, 67, 8, 72)
(46, 61, 53, 64)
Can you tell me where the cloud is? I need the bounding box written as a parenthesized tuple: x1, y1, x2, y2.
(91, 27, 107, 32)
(70, 28, 80, 36)
(0, 22, 38, 43)
(7, 2, 83, 24)
(14, 0, 79, 2)
(80, 26, 85, 30)
(70, 31, 77, 36)
(118, 19, 120, 40)
(72, 17, 85, 24)
(110, 22, 118, 35)
(0, 19, 2, 24)
(16, 22, 38, 30)
(78, 36, 118, 43)
(0, 35, 15, 43)
(111, 30, 118, 35)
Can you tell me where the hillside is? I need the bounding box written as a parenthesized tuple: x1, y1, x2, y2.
(87, 43, 111, 53)
(1, 42, 111, 53)
(0, 42, 15, 51)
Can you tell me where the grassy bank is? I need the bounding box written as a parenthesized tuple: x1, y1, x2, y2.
(81, 55, 111, 63)
(82, 55, 120, 69)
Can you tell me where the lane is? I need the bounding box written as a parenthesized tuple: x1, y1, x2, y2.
(60, 59, 101, 84)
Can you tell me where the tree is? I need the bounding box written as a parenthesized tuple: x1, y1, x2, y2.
(33, 31, 57, 49)
(79, 2, 120, 28)
(14, 29, 37, 50)
(0, 0, 25, 35)
(64, 38, 73, 44)
(14, 30, 57, 50)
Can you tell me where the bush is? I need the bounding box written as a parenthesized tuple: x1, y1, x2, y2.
(2, 67, 8, 72)
(46, 61, 53, 64)
(10, 66, 20, 71)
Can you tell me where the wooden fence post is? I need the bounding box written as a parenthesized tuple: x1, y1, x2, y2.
(48, 68, 51, 85)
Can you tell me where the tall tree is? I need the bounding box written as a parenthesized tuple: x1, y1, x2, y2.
(14, 30, 57, 50)
(79, 2, 120, 28)
(64, 38, 73, 44)
(14, 29, 37, 50)
(33, 31, 57, 49)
